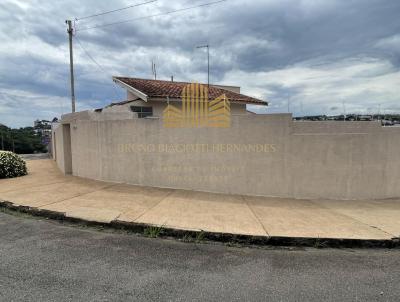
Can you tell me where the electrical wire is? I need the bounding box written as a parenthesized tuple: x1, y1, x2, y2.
(75, 0, 158, 21)
(75, 36, 121, 99)
(76, 0, 227, 32)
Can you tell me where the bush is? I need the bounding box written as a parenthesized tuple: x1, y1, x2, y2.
(0, 151, 28, 179)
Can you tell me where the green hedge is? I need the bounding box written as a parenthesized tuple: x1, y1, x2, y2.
(0, 151, 28, 178)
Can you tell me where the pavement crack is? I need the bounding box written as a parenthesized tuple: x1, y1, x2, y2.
(307, 199, 397, 238)
(0, 179, 72, 194)
(37, 183, 120, 208)
(242, 195, 270, 237)
(130, 190, 175, 222)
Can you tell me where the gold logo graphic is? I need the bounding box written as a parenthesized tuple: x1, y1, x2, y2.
(163, 83, 230, 128)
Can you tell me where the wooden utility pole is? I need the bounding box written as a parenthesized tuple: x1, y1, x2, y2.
(66, 20, 76, 113)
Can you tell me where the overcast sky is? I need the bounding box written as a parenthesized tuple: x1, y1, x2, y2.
(1, 0, 399, 127)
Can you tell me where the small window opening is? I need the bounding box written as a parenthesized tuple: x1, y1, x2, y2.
(130, 106, 153, 118)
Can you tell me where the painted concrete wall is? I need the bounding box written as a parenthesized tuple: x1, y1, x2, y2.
(55, 112, 400, 200)
(124, 94, 249, 116)
(53, 124, 72, 174)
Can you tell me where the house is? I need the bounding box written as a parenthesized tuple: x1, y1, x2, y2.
(33, 119, 52, 135)
(102, 77, 268, 118)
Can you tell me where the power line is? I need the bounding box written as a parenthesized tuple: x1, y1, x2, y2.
(75, 36, 121, 98)
(75, 0, 158, 21)
(76, 0, 227, 32)
(75, 36, 106, 73)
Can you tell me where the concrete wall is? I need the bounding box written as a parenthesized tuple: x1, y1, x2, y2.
(55, 112, 400, 200)
(53, 124, 72, 174)
(124, 95, 249, 116)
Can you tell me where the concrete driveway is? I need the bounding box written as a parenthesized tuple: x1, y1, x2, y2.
(1, 159, 400, 241)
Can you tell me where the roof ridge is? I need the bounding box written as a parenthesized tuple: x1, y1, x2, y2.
(114, 76, 194, 85)
(114, 76, 239, 91)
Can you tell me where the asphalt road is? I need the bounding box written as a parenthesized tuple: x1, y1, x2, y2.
(0, 212, 399, 302)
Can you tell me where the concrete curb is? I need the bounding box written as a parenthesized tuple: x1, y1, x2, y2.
(1, 200, 399, 249)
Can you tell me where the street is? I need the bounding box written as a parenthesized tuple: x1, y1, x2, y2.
(0, 211, 399, 301)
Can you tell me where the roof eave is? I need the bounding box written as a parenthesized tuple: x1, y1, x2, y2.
(247, 101, 268, 106)
(113, 77, 148, 102)
(147, 96, 268, 106)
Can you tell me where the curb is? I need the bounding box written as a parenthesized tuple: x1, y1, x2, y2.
(1, 200, 399, 249)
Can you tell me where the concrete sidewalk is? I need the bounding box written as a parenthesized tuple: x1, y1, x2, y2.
(1, 159, 399, 241)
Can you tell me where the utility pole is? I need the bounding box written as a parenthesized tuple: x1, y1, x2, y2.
(1, 133, 3, 150)
(207, 45, 209, 88)
(66, 20, 76, 113)
(196, 45, 209, 88)
(152, 61, 157, 80)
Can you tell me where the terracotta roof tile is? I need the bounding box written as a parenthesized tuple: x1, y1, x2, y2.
(113, 77, 267, 106)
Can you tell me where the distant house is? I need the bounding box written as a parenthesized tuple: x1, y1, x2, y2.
(33, 119, 52, 136)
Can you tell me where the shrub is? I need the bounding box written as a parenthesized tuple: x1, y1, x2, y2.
(0, 151, 28, 179)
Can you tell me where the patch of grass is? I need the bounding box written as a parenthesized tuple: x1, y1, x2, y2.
(181, 231, 205, 243)
(144, 225, 164, 238)
(195, 231, 205, 243)
(0, 205, 39, 219)
(313, 237, 328, 249)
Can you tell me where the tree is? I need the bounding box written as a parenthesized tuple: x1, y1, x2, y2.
(0, 124, 47, 154)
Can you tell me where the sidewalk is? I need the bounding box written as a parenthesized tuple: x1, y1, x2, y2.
(1, 159, 399, 241)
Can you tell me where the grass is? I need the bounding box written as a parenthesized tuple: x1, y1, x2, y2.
(195, 231, 205, 243)
(313, 237, 328, 249)
(0, 205, 40, 219)
(144, 225, 164, 238)
(181, 231, 205, 243)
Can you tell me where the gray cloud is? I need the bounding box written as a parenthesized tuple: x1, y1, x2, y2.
(1, 0, 399, 127)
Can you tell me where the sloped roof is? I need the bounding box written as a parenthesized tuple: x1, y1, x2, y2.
(113, 77, 267, 106)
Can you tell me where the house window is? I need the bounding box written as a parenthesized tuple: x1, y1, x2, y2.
(130, 106, 153, 118)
